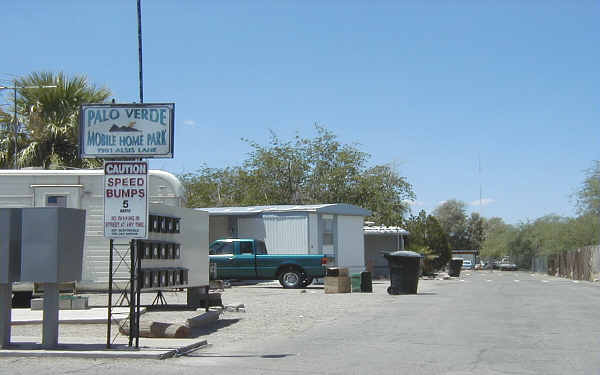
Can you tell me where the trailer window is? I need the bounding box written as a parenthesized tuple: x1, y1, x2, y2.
(323, 216, 334, 246)
(46, 195, 67, 207)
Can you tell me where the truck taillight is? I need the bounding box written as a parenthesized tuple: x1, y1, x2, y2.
(321, 257, 328, 265)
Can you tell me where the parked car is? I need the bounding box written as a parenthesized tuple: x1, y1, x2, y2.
(461, 260, 473, 270)
(209, 238, 327, 288)
(498, 261, 518, 271)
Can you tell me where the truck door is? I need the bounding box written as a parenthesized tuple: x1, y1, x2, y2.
(231, 241, 257, 279)
(209, 241, 236, 279)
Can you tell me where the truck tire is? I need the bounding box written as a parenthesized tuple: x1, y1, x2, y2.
(278, 268, 303, 289)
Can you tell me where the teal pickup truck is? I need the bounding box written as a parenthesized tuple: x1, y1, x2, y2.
(209, 238, 327, 288)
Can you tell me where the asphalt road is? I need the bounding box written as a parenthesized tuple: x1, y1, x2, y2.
(3, 271, 600, 375)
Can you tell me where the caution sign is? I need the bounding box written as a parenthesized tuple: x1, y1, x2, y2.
(104, 161, 148, 238)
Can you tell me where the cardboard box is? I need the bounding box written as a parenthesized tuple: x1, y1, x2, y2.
(324, 276, 351, 294)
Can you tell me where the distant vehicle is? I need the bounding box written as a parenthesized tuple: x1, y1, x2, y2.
(461, 260, 473, 270)
(209, 238, 327, 288)
(496, 257, 518, 271)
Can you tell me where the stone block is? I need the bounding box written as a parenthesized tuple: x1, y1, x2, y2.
(70, 296, 88, 310)
(186, 310, 220, 328)
(324, 276, 351, 294)
(31, 298, 44, 311)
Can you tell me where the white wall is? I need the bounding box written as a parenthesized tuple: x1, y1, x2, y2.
(238, 217, 266, 240)
(142, 204, 210, 287)
(209, 216, 231, 243)
(337, 215, 365, 274)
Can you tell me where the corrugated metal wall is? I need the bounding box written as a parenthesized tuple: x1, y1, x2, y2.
(262, 213, 308, 254)
(209, 216, 231, 243)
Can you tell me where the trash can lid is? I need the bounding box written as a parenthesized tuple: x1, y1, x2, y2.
(382, 250, 423, 258)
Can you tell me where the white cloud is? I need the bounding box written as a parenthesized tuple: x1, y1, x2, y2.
(437, 200, 447, 206)
(470, 198, 495, 207)
(183, 120, 196, 126)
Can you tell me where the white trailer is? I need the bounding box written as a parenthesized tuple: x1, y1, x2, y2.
(0, 169, 209, 295)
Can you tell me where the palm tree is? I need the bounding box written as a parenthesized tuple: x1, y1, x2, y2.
(12, 71, 111, 169)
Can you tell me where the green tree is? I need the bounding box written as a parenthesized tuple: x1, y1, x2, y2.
(182, 125, 415, 223)
(575, 160, 600, 216)
(404, 210, 451, 271)
(12, 71, 111, 169)
(466, 212, 486, 250)
(433, 199, 470, 249)
(242, 131, 310, 205)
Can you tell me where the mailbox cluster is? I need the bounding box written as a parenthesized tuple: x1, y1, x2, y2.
(139, 241, 181, 260)
(139, 268, 188, 289)
(138, 214, 188, 290)
(148, 215, 180, 234)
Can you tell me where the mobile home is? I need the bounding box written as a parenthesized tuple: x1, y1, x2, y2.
(199, 204, 370, 274)
(0, 169, 209, 292)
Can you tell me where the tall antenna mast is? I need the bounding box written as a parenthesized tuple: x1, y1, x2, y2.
(478, 153, 482, 216)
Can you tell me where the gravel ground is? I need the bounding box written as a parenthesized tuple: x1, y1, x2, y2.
(9, 279, 420, 349)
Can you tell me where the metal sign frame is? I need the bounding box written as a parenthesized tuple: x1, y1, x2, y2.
(79, 103, 174, 159)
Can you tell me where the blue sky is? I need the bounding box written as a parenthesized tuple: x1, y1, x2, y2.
(2, 1, 598, 224)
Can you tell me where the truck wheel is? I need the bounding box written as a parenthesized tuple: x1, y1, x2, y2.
(279, 268, 303, 289)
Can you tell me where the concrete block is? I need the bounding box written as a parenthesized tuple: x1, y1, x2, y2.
(70, 296, 88, 310)
(31, 298, 44, 311)
(324, 276, 351, 294)
(59, 297, 72, 310)
(31, 296, 88, 310)
(186, 311, 219, 328)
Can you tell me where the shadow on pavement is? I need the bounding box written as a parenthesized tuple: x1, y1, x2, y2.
(184, 352, 296, 359)
(188, 318, 241, 338)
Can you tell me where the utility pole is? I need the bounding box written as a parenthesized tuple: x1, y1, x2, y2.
(0, 83, 57, 169)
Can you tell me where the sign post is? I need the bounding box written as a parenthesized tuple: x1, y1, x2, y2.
(103, 161, 148, 239)
(82, 102, 175, 349)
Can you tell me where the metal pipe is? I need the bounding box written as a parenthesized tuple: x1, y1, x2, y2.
(107, 239, 113, 349)
(13, 87, 16, 169)
(137, 0, 144, 103)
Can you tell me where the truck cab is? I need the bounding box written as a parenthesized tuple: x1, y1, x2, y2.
(209, 238, 326, 288)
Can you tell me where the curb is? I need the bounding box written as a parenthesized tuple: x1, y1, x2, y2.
(0, 340, 209, 360)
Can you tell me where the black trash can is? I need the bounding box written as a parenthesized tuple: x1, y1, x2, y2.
(448, 258, 463, 277)
(383, 251, 423, 295)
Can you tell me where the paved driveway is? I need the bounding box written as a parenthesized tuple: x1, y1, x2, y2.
(2, 271, 600, 374)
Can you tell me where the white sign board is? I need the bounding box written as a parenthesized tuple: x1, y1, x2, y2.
(80, 103, 174, 158)
(104, 161, 148, 239)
